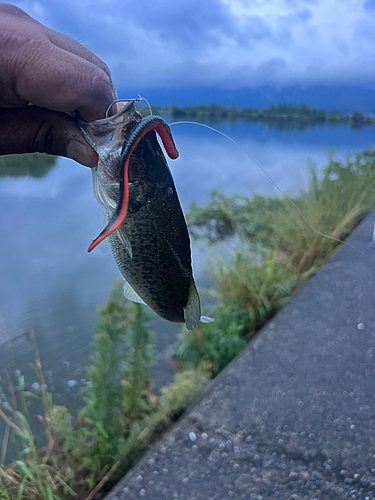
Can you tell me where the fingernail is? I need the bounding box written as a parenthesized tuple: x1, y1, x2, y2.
(66, 139, 98, 167)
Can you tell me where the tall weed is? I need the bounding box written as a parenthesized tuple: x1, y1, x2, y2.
(0, 280, 209, 500)
(178, 149, 375, 374)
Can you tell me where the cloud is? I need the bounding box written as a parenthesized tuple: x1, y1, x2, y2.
(296, 7, 312, 20)
(364, 0, 375, 9)
(12, 0, 375, 91)
(128, 0, 238, 47)
(257, 58, 288, 80)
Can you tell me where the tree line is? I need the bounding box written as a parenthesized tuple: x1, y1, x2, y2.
(142, 103, 374, 129)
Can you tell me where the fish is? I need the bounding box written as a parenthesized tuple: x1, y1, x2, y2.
(78, 101, 211, 330)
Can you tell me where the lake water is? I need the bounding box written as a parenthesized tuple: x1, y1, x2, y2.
(0, 120, 374, 411)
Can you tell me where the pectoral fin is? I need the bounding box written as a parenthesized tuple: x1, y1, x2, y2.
(93, 220, 111, 254)
(98, 238, 110, 254)
(116, 226, 133, 258)
(91, 168, 116, 210)
(183, 278, 201, 331)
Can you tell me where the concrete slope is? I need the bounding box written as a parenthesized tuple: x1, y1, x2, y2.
(106, 211, 375, 500)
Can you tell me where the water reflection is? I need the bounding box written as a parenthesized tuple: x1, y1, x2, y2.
(0, 121, 374, 407)
(170, 121, 375, 209)
(0, 153, 57, 178)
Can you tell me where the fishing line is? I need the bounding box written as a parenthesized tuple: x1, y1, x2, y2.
(168, 120, 363, 254)
(138, 94, 153, 116)
(105, 95, 153, 118)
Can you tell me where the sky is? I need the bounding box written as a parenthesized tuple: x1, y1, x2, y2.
(10, 0, 375, 94)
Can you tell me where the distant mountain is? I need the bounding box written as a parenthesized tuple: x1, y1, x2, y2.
(118, 85, 375, 114)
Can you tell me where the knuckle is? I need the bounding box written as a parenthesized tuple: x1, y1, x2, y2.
(88, 65, 112, 95)
(24, 108, 66, 155)
(80, 65, 115, 120)
(96, 60, 112, 80)
(32, 119, 56, 154)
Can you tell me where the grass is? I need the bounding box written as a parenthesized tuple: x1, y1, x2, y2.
(175, 148, 375, 375)
(0, 282, 209, 500)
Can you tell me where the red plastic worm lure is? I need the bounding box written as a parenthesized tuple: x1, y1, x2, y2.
(87, 116, 179, 252)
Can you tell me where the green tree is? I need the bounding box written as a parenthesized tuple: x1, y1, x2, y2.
(0, 153, 57, 178)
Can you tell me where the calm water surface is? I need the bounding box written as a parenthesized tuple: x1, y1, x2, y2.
(0, 120, 374, 408)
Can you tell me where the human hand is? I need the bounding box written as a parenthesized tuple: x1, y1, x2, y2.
(0, 4, 117, 167)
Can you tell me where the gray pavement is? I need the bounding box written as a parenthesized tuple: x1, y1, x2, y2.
(106, 211, 375, 500)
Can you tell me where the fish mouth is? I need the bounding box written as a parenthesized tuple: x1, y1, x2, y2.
(77, 100, 142, 182)
(78, 99, 136, 129)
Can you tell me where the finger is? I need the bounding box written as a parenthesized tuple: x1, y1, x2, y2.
(12, 42, 115, 122)
(39, 22, 118, 107)
(46, 29, 112, 80)
(46, 31, 118, 112)
(0, 4, 37, 21)
(0, 5, 117, 121)
(0, 4, 110, 77)
(0, 106, 98, 167)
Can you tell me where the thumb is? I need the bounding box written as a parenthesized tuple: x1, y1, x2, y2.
(0, 106, 98, 167)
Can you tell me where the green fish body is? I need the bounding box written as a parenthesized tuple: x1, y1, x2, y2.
(80, 103, 205, 329)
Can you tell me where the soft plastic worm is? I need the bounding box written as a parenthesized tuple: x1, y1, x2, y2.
(87, 116, 179, 252)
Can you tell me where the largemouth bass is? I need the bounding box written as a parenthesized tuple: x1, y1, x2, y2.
(78, 102, 209, 330)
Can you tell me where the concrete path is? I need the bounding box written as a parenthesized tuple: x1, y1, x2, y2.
(106, 211, 375, 500)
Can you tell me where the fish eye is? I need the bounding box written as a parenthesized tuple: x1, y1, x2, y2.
(128, 199, 143, 212)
